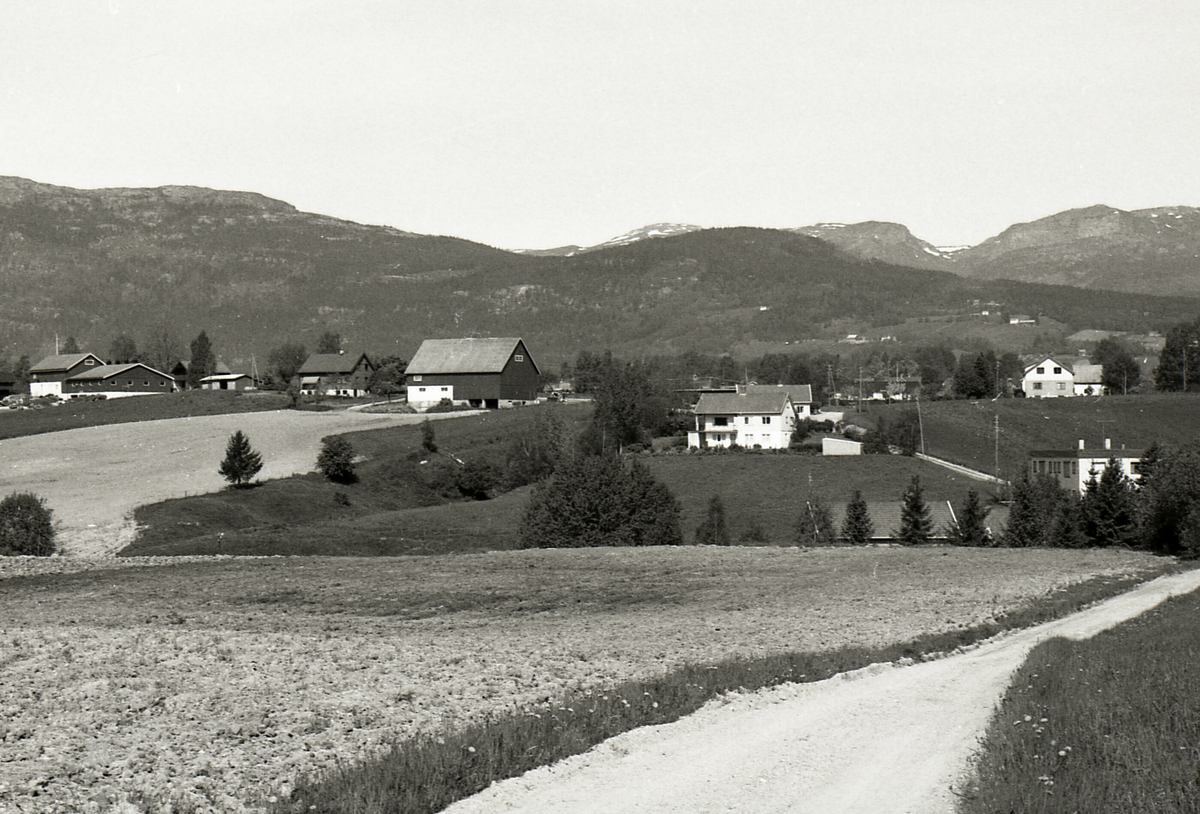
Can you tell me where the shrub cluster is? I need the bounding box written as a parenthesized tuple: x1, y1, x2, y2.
(0, 492, 55, 556)
(520, 454, 682, 548)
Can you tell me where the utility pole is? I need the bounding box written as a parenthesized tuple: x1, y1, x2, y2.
(994, 414, 1000, 481)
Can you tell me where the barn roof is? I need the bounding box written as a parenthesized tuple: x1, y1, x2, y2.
(406, 338, 535, 375)
(67, 363, 169, 381)
(297, 353, 370, 375)
(30, 353, 104, 372)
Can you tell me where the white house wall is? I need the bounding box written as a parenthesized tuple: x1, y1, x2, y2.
(406, 383, 454, 409)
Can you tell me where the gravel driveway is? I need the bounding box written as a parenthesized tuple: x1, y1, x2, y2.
(0, 408, 430, 557)
(442, 568, 1200, 814)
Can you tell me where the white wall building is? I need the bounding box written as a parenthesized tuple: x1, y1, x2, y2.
(1022, 357, 1075, 398)
(688, 390, 796, 449)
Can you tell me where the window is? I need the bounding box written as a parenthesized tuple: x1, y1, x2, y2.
(744, 417, 750, 424)
(714, 416, 728, 426)
(412, 375, 422, 382)
(1033, 382, 1042, 390)
(514, 354, 524, 362)
(1053, 367, 1062, 374)
(762, 417, 771, 424)
(1036, 367, 1044, 374)
(419, 387, 426, 392)
(1057, 382, 1066, 390)
(85, 359, 96, 366)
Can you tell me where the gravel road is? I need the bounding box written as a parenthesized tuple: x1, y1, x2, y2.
(443, 568, 1200, 814)
(0, 408, 431, 557)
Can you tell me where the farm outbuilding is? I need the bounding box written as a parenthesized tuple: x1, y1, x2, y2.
(297, 353, 375, 397)
(28, 353, 106, 397)
(405, 337, 540, 410)
(62, 363, 177, 398)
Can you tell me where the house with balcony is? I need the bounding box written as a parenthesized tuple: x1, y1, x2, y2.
(688, 389, 797, 449)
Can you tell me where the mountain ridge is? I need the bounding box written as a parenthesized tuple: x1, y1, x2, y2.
(1, 176, 1197, 370)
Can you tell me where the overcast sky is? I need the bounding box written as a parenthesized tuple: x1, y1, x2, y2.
(3, 1, 1198, 250)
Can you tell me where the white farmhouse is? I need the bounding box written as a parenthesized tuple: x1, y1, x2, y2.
(688, 390, 796, 449)
(1022, 357, 1075, 397)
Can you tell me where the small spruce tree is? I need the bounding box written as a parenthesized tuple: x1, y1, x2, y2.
(896, 475, 932, 544)
(694, 494, 730, 546)
(219, 430, 263, 487)
(841, 490, 875, 545)
(948, 489, 991, 546)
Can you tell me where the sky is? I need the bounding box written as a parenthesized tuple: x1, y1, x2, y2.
(3, 1, 1199, 251)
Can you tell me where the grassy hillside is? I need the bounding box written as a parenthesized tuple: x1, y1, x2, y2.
(855, 393, 1200, 480)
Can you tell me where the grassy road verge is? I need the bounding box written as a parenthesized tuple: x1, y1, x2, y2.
(960, 579, 1200, 813)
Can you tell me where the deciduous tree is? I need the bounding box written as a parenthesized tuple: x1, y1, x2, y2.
(187, 330, 216, 389)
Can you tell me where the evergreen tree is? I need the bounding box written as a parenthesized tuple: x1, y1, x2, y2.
(626, 459, 684, 547)
(1002, 472, 1043, 547)
(795, 497, 835, 545)
(219, 430, 263, 487)
(841, 490, 875, 545)
(948, 489, 991, 546)
(1051, 490, 1089, 548)
(1136, 442, 1200, 555)
(896, 475, 932, 544)
(695, 494, 730, 546)
(1081, 458, 1136, 546)
(1154, 317, 1200, 391)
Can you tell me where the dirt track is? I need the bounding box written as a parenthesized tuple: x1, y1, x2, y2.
(443, 568, 1200, 814)
(0, 408, 430, 556)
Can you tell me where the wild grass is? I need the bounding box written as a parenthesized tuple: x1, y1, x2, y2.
(959, 584, 1200, 814)
(274, 569, 1168, 814)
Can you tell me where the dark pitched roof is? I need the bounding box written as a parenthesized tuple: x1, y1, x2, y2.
(745, 383, 814, 403)
(694, 391, 791, 415)
(67, 363, 170, 381)
(30, 353, 104, 373)
(406, 338, 536, 375)
(297, 353, 370, 376)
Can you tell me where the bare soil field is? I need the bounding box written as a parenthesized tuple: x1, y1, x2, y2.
(0, 408, 437, 556)
(0, 546, 1168, 814)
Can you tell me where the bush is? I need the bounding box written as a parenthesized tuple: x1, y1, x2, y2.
(317, 437, 357, 483)
(519, 455, 682, 548)
(694, 495, 730, 546)
(0, 492, 56, 556)
(456, 458, 499, 500)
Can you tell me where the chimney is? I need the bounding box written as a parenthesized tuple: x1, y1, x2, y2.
(1105, 438, 1111, 450)
(1079, 439, 1085, 450)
